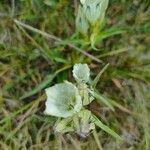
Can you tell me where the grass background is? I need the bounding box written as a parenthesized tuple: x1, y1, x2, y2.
(0, 0, 150, 149)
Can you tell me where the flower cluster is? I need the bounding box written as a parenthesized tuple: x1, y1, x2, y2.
(44, 64, 121, 139)
(44, 64, 92, 118)
(76, 0, 109, 34)
(44, 64, 95, 137)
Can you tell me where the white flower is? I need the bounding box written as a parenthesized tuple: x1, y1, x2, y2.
(83, 0, 101, 24)
(73, 63, 90, 83)
(80, 0, 86, 5)
(76, 5, 89, 34)
(81, 0, 109, 24)
(44, 81, 82, 118)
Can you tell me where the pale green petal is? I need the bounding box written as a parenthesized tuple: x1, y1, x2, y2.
(54, 118, 74, 133)
(76, 5, 89, 34)
(73, 64, 90, 83)
(82, 0, 109, 24)
(44, 101, 73, 118)
(80, 0, 86, 5)
(83, 0, 102, 24)
(101, 0, 109, 14)
(44, 81, 82, 118)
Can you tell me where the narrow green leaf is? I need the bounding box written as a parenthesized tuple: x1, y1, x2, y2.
(20, 74, 56, 100)
(92, 115, 122, 140)
(95, 28, 126, 45)
(0, 95, 45, 124)
(98, 48, 129, 58)
(92, 63, 109, 88)
(89, 90, 114, 111)
(98, 28, 126, 41)
(44, 0, 56, 7)
(20, 65, 71, 100)
(92, 130, 103, 150)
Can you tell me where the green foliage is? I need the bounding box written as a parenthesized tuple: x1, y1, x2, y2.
(44, 64, 120, 138)
(0, 0, 150, 149)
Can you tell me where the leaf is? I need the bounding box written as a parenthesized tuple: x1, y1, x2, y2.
(20, 74, 56, 100)
(95, 28, 126, 44)
(20, 65, 71, 100)
(92, 130, 103, 150)
(98, 48, 129, 58)
(92, 63, 109, 88)
(92, 114, 122, 140)
(44, 0, 57, 7)
(89, 90, 114, 111)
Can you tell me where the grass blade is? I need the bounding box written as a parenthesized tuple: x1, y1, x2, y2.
(92, 115, 122, 140)
(14, 19, 103, 63)
(89, 90, 114, 111)
(98, 48, 130, 58)
(92, 63, 109, 88)
(20, 65, 71, 100)
(20, 74, 56, 100)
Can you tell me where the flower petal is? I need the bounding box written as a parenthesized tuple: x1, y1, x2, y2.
(76, 5, 89, 34)
(73, 64, 90, 83)
(80, 0, 86, 5)
(44, 81, 82, 118)
(44, 101, 74, 118)
(81, 0, 109, 24)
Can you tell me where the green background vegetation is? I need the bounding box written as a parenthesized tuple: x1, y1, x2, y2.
(0, 0, 150, 149)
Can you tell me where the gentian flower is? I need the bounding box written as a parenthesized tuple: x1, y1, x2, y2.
(76, 5, 89, 34)
(73, 63, 90, 83)
(44, 81, 82, 118)
(80, 0, 109, 24)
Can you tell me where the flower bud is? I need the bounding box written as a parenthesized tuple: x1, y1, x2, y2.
(73, 63, 90, 83)
(81, 0, 109, 24)
(76, 5, 89, 34)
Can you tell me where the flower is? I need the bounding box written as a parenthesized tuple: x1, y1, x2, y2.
(73, 63, 90, 83)
(82, 0, 102, 24)
(44, 81, 82, 118)
(80, 0, 109, 24)
(76, 5, 89, 34)
(80, 0, 86, 5)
